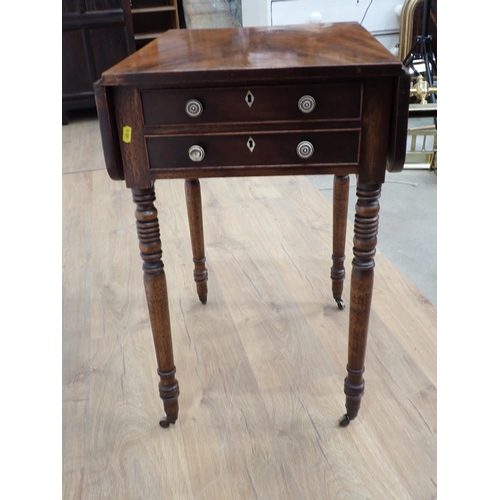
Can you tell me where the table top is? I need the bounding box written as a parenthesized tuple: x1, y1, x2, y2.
(99, 22, 407, 87)
(95, 22, 410, 185)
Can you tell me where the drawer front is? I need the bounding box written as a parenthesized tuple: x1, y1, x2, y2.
(146, 130, 360, 170)
(141, 84, 362, 126)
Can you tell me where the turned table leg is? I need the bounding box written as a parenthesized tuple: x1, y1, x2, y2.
(339, 183, 381, 427)
(185, 179, 208, 304)
(331, 174, 350, 310)
(132, 185, 180, 428)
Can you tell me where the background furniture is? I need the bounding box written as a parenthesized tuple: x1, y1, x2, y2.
(62, 0, 136, 124)
(242, 0, 404, 54)
(62, 0, 183, 124)
(400, 0, 437, 170)
(95, 23, 409, 428)
(399, 0, 437, 62)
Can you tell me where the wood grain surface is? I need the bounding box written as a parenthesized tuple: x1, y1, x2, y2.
(63, 116, 436, 499)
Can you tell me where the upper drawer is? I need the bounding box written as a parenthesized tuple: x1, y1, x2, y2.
(141, 83, 362, 126)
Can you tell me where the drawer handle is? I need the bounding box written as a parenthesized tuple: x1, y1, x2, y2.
(188, 145, 205, 162)
(297, 141, 314, 159)
(298, 95, 316, 114)
(185, 99, 203, 118)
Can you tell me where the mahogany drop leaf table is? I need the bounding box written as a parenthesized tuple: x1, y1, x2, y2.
(95, 22, 410, 428)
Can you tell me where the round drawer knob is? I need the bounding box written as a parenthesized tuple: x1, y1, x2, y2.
(298, 95, 316, 114)
(297, 141, 314, 159)
(185, 99, 203, 118)
(188, 145, 205, 162)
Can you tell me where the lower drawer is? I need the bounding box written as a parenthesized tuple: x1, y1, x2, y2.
(146, 130, 360, 170)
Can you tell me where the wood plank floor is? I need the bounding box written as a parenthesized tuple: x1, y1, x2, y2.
(62, 113, 437, 499)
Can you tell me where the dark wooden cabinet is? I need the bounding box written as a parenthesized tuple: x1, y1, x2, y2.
(62, 0, 135, 124)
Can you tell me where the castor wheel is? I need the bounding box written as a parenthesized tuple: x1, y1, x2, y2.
(159, 416, 176, 428)
(339, 414, 351, 427)
(336, 299, 345, 310)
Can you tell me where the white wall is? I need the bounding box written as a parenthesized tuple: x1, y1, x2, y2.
(242, 0, 270, 26)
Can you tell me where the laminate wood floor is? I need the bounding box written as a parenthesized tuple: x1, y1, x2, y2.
(62, 113, 437, 499)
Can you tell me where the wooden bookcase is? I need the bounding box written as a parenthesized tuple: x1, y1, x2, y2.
(130, 0, 180, 49)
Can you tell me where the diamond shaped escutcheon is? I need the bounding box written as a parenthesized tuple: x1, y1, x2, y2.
(245, 90, 254, 107)
(247, 137, 255, 152)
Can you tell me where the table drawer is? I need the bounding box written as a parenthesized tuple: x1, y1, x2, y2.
(146, 129, 360, 170)
(141, 84, 362, 126)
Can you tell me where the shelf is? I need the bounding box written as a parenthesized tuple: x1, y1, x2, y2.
(130, 0, 180, 49)
(134, 31, 165, 40)
(131, 6, 176, 13)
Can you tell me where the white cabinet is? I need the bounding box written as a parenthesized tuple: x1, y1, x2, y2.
(242, 0, 403, 56)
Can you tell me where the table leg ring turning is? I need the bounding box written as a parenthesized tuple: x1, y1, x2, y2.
(158, 368, 180, 428)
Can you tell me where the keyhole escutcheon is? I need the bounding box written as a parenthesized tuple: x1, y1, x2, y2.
(247, 136, 255, 152)
(246, 91, 255, 108)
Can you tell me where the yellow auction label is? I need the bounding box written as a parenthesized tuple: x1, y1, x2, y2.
(122, 126, 132, 143)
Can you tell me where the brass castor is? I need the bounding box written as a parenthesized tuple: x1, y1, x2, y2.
(159, 416, 177, 428)
(336, 299, 345, 310)
(339, 414, 351, 427)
